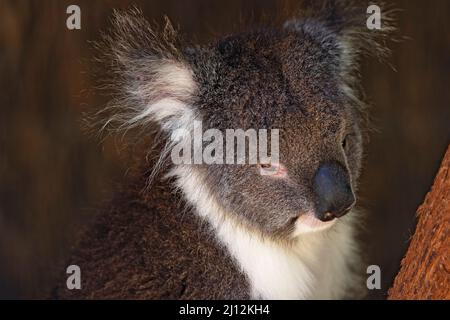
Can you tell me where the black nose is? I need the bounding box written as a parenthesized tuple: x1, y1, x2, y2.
(313, 162, 356, 221)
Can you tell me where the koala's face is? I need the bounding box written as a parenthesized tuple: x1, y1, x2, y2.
(102, 10, 383, 239)
(187, 28, 364, 238)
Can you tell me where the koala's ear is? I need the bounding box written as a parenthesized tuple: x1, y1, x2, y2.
(284, 1, 395, 79)
(95, 9, 197, 134)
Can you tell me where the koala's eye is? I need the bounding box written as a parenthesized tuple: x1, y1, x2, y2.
(342, 135, 349, 150)
(257, 162, 288, 178)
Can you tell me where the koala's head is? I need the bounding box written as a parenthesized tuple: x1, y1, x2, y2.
(98, 5, 392, 240)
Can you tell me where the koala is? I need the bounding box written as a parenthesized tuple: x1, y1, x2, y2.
(53, 2, 393, 300)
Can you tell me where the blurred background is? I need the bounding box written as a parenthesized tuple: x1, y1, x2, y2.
(0, 0, 449, 299)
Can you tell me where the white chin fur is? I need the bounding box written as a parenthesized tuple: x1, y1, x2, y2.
(292, 214, 337, 236)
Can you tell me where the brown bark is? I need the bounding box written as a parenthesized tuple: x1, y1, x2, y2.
(388, 145, 450, 300)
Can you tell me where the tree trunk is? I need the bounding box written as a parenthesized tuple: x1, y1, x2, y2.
(388, 145, 450, 299)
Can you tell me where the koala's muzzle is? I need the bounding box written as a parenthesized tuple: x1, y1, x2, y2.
(313, 162, 356, 222)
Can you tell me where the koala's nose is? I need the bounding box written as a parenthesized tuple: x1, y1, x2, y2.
(313, 162, 356, 222)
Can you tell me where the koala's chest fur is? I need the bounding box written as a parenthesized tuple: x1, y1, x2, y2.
(54, 167, 361, 300)
(208, 213, 358, 299)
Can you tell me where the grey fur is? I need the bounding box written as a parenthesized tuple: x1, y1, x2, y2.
(54, 2, 393, 299)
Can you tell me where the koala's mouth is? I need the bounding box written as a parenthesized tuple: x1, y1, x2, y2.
(292, 213, 338, 236)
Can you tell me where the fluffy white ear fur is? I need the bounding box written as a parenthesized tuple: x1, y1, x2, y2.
(100, 58, 197, 135)
(97, 9, 197, 135)
(123, 61, 197, 132)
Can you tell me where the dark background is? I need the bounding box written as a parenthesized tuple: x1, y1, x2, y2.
(0, 0, 449, 299)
